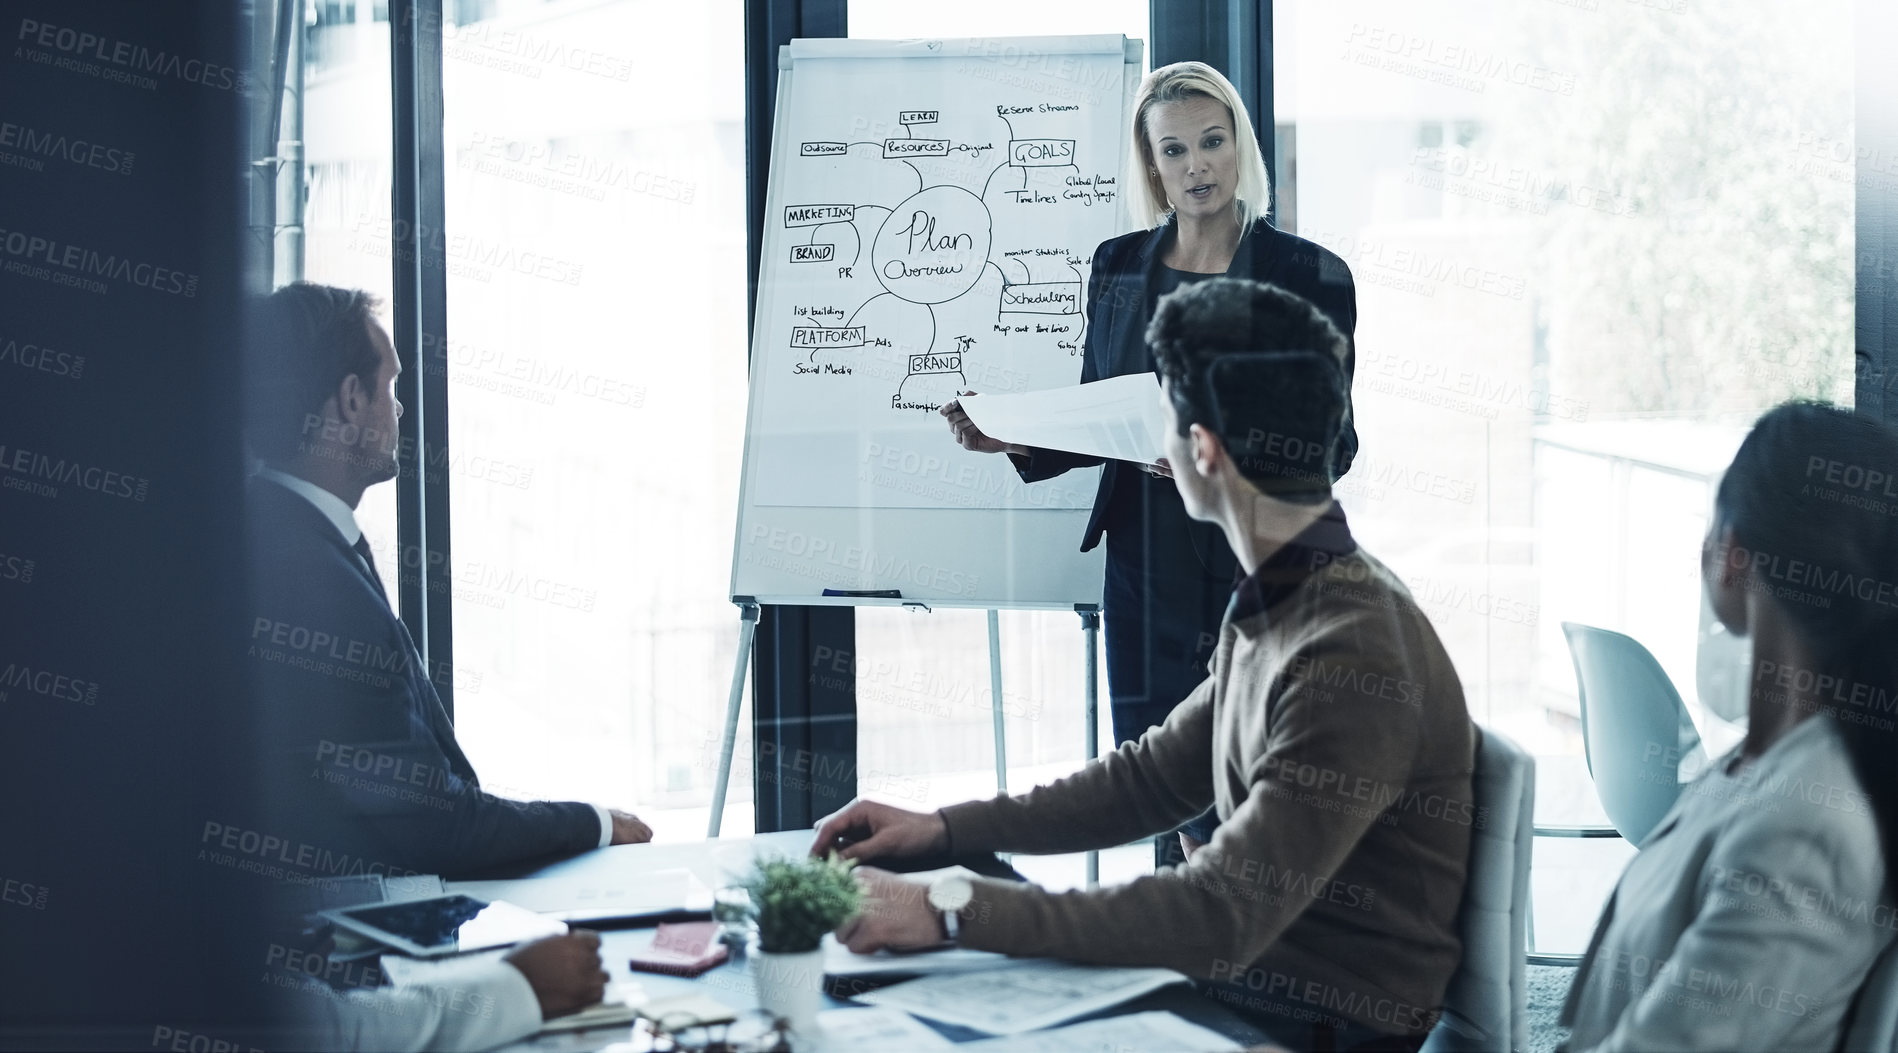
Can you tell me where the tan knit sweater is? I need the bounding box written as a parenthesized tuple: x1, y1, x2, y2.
(939, 542, 1476, 1035)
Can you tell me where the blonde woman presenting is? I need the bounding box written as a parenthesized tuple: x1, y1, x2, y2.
(942, 62, 1359, 864)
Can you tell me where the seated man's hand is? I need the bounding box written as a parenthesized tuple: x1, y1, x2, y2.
(810, 798, 948, 862)
(834, 867, 945, 954)
(609, 809, 653, 845)
(503, 930, 608, 1019)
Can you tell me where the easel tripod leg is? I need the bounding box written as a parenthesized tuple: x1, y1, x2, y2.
(988, 609, 1007, 795)
(709, 603, 762, 839)
(1081, 607, 1100, 889)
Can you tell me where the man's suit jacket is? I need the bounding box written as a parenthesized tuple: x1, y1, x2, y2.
(1011, 217, 1359, 552)
(244, 477, 600, 879)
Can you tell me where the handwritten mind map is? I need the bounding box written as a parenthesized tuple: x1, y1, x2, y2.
(782, 107, 1118, 412)
(751, 48, 1131, 509)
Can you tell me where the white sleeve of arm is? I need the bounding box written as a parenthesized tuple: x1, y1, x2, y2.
(310, 960, 542, 1053)
(593, 804, 614, 848)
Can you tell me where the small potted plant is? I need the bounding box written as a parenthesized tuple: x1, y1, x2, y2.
(741, 853, 861, 1034)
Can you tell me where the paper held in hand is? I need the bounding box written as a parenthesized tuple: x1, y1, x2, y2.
(957, 372, 1170, 467)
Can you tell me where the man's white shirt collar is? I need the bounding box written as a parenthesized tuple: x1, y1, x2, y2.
(256, 467, 362, 547)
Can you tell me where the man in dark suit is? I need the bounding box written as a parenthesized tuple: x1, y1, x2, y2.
(242, 282, 649, 879)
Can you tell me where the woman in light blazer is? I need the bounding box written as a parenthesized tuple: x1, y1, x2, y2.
(941, 62, 1357, 860)
(1562, 402, 1898, 1051)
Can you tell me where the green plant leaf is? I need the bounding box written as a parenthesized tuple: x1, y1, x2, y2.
(739, 852, 864, 954)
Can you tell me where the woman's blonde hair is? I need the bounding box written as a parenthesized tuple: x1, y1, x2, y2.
(1126, 61, 1271, 231)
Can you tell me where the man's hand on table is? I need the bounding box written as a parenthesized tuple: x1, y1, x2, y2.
(834, 867, 946, 954)
(609, 808, 653, 845)
(502, 930, 609, 1019)
(809, 798, 948, 862)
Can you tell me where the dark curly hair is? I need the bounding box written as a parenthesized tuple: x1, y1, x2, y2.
(1146, 277, 1349, 501)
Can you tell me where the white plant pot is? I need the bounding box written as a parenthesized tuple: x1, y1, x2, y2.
(752, 947, 824, 1036)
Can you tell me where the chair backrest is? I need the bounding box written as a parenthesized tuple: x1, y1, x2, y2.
(1423, 726, 1535, 1053)
(1842, 938, 1898, 1052)
(1562, 622, 1704, 845)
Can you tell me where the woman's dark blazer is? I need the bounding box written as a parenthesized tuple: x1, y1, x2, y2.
(1008, 216, 1359, 552)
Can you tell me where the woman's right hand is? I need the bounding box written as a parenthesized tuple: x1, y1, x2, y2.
(940, 393, 1018, 455)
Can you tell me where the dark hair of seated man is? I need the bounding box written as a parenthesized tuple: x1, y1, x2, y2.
(1146, 276, 1350, 504)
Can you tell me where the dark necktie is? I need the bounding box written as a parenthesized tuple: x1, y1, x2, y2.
(351, 535, 388, 598)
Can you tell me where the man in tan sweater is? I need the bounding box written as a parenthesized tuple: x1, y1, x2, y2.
(814, 278, 1476, 1051)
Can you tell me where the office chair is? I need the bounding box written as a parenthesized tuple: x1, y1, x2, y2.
(1527, 622, 1707, 966)
(1424, 726, 1535, 1053)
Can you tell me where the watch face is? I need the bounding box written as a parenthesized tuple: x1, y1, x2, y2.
(930, 875, 974, 912)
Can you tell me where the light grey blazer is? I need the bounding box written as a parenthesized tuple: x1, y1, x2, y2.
(1562, 715, 1894, 1052)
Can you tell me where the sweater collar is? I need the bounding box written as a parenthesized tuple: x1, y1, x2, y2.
(1227, 502, 1358, 624)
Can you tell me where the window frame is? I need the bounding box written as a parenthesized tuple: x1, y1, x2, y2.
(389, 0, 455, 718)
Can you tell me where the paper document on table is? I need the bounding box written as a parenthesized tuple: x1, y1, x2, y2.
(810, 1007, 955, 1051)
(823, 933, 1028, 978)
(537, 981, 647, 1034)
(854, 960, 1188, 1035)
(377, 947, 506, 986)
(957, 1011, 1240, 1051)
(958, 372, 1170, 466)
(445, 867, 711, 922)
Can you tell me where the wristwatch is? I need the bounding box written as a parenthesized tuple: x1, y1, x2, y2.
(927, 869, 975, 944)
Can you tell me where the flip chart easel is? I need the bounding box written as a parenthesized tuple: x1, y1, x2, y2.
(716, 35, 1146, 890)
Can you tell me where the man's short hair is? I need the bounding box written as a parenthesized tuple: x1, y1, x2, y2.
(245, 282, 383, 463)
(1147, 277, 1348, 502)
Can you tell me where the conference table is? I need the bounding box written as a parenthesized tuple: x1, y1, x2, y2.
(436, 830, 1275, 1051)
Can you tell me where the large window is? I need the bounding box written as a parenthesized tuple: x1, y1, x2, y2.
(430, 1, 749, 839)
(298, 0, 1855, 879)
(1274, 0, 1853, 944)
(302, 1, 746, 838)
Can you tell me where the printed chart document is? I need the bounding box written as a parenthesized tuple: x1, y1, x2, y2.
(810, 1007, 955, 1051)
(957, 372, 1170, 466)
(823, 934, 1025, 978)
(855, 960, 1188, 1035)
(956, 1011, 1240, 1052)
(822, 870, 1029, 979)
